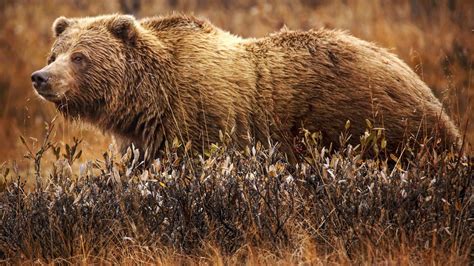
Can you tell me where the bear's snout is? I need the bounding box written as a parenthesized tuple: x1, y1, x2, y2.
(31, 70, 50, 91)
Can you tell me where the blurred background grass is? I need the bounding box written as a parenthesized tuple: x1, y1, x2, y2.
(0, 0, 472, 165)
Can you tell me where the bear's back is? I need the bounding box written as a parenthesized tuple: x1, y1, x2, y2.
(139, 14, 216, 34)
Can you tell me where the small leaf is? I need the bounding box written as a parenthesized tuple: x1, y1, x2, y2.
(244, 146, 250, 156)
(185, 141, 192, 152)
(256, 141, 262, 151)
(381, 139, 387, 149)
(66, 144, 71, 156)
(19, 135, 27, 147)
(172, 137, 180, 148)
(390, 153, 398, 162)
(75, 150, 82, 160)
(373, 143, 379, 154)
(53, 146, 61, 158)
(345, 120, 351, 130)
(219, 130, 224, 142)
(365, 119, 372, 129)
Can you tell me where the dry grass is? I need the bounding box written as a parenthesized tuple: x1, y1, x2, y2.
(0, 120, 472, 264)
(0, 0, 473, 264)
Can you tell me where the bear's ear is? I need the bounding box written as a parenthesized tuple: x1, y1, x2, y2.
(53, 16, 71, 37)
(107, 15, 138, 45)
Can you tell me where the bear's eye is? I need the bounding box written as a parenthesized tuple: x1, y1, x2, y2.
(47, 55, 56, 64)
(71, 53, 85, 64)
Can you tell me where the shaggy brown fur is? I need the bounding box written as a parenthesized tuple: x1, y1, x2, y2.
(32, 14, 460, 160)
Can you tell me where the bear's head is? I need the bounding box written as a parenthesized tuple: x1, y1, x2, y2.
(31, 15, 143, 119)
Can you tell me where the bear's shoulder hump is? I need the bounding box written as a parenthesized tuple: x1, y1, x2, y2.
(139, 14, 215, 33)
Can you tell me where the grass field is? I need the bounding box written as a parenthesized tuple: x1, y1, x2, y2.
(0, 0, 472, 264)
(0, 121, 472, 264)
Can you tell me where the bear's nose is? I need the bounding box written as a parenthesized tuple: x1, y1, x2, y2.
(31, 70, 50, 89)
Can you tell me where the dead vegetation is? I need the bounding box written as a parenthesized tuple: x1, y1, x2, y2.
(0, 120, 471, 264)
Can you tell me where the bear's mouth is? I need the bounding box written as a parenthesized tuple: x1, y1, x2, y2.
(34, 87, 62, 102)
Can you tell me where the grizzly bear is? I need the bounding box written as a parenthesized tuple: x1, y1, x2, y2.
(31, 14, 460, 160)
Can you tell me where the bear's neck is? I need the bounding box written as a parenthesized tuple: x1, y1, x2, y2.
(57, 95, 105, 122)
(103, 45, 177, 158)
